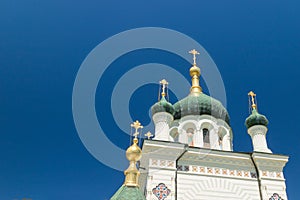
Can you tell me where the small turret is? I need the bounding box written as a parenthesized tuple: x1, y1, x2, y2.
(151, 79, 174, 141)
(110, 120, 146, 200)
(245, 91, 272, 153)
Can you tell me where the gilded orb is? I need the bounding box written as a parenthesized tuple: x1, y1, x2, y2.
(126, 141, 142, 162)
(190, 65, 200, 77)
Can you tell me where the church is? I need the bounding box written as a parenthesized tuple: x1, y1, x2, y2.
(110, 49, 289, 200)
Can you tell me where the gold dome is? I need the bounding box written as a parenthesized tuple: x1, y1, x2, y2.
(126, 138, 142, 162)
(190, 65, 200, 77)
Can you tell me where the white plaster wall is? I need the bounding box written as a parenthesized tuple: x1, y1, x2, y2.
(145, 168, 176, 200)
(260, 179, 288, 200)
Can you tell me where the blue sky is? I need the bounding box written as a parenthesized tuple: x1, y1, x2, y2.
(1, 1, 299, 199)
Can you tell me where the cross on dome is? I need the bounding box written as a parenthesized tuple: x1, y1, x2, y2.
(189, 49, 200, 66)
(159, 79, 168, 97)
(131, 120, 143, 139)
(248, 91, 257, 109)
(188, 49, 202, 94)
(144, 131, 153, 139)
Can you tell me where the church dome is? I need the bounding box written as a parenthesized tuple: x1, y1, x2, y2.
(245, 108, 268, 129)
(173, 93, 230, 124)
(151, 96, 174, 116)
(126, 138, 142, 162)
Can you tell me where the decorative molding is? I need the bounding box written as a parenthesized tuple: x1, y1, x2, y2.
(150, 159, 175, 169)
(180, 153, 252, 167)
(176, 164, 284, 180)
(260, 170, 283, 179)
(177, 165, 258, 179)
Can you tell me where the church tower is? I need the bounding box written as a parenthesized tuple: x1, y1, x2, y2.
(151, 79, 174, 142)
(246, 91, 272, 153)
(137, 50, 289, 200)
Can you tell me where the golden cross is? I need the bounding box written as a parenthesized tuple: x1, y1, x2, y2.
(189, 49, 200, 65)
(144, 131, 153, 139)
(159, 79, 168, 97)
(131, 120, 143, 139)
(248, 91, 257, 109)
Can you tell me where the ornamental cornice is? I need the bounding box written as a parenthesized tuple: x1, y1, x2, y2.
(177, 164, 258, 180)
(178, 151, 254, 168)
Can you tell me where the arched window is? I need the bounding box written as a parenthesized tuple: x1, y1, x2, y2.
(203, 128, 210, 148)
(219, 136, 223, 150)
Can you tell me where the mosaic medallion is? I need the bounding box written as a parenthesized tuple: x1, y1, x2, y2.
(269, 193, 283, 200)
(152, 183, 171, 200)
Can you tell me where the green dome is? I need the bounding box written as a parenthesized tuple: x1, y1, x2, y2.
(110, 185, 146, 200)
(245, 109, 268, 129)
(151, 96, 174, 115)
(173, 93, 230, 124)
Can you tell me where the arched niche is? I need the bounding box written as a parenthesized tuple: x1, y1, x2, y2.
(199, 121, 219, 149)
(169, 126, 179, 142)
(178, 120, 197, 146)
(217, 126, 232, 151)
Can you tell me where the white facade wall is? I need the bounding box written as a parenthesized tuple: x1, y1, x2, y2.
(139, 140, 289, 200)
(145, 161, 177, 200)
(252, 152, 289, 200)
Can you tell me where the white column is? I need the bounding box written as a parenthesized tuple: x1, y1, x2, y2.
(178, 129, 188, 144)
(153, 112, 173, 141)
(210, 128, 220, 149)
(222, 134, 232, 151)
(193, 129, 202, 147)
(248, 125, 272, 153)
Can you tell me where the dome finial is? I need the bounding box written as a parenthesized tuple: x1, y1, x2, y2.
(188, 49, 202, 95)
(131, 120, 143, 144)
(248, 91, 257, 110)
(245, 91, 269, 129)
(151, 80, 174, 116)
(144, 131, 153, 139)
(189, 49, 200, 66)
(124, 120, 143, 187)
(159, 79, 169, 98)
